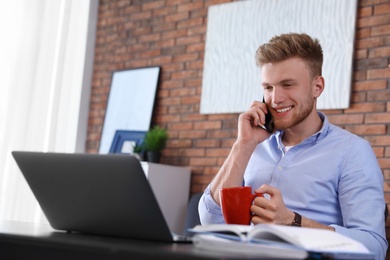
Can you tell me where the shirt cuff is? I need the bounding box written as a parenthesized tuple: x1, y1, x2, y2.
(198, 185, 225, 224)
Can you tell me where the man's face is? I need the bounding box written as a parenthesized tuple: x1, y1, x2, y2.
(261, 57, 318, 131)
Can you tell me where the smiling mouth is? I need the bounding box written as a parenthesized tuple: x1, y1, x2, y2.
(276, 106, 293, 113)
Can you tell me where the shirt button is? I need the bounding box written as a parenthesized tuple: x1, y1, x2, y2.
(278, 166, 283, 170)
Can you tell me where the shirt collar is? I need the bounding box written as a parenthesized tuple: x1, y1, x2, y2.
(272, 111, 329, 148)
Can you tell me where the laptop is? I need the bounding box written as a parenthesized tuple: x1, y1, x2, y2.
(11, 151, 192, 242)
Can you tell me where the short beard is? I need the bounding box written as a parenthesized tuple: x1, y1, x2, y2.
(273, 100, 314, 130)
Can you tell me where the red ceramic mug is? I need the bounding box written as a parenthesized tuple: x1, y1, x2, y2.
(220, 186, 263, 225)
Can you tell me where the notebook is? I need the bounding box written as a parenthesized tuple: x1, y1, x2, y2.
(11, 151, 191, 242)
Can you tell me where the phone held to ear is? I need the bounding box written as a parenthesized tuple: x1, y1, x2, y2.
(262, 97, 274, 133)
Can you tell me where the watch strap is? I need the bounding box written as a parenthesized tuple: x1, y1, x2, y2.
(291, 212, 302, 227)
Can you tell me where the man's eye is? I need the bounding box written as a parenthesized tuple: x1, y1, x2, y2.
(282, 82, 294, 87)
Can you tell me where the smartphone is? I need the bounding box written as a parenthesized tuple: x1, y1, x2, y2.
(262, 97, 274, 133)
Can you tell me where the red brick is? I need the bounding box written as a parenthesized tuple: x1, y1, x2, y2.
(355, 28, 371, 39)
(207, 129, 236, 139)
(326, 114, 365, 125)
(365, 136, 390, 146)
(155, 114, 181, 122)
(190, 157, 218, 166)
(193, 120, 222, 130)
(372, 24, 390, 36)
(353, 70, 367, 81)
(177, 2, 204, 12)
(178, 17, 204, 29)
(344, 102, 385, 113)
(373, 146, 385, 157)
(182, 96, 201, 105)
(374, 4, 390, 15)
(186, 60, 204, 70)
(139, 49, 161, 58)
(359, 6, 373, 17)
(384, 169, 390, 180)
(344, 124, 386, 135)
(369, 46, 390, 58)
(367, 68, 390, 79)
(205, 0, 233, 8)
(183, 148, 206, 157)
(173, 53, 199, 62)
(165, 12, 189, 22)
(378, 158, 390, 168)
(206, 148, 231, 157)
(358, 14, 390, 28)
(170, 87, 196, 97)
(365, 112, 390, 123)
(179, 130, 207, 139)
(367, 90, 390, 101)
(195, 139, 221, 148)
(354, 80, 387, 91)
(356, 37, 386, 49)
(150, 55, 173, 65)
(129, 10, 152, 21)
(154, 7, 176, 18)
(184, 78, 202, 87)
(162, 29, 187, 39)
(169, 122, 193, 130)
(168, 139, 192, 148)
(176, 35, 202, 46)
(191, 174, 215, 184)
(187, 26, 206, 36)
(142, 0, 165, 10)
(171, 70, 198, 80)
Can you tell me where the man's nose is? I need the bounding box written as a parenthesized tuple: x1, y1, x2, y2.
(271, 88, 285, 106)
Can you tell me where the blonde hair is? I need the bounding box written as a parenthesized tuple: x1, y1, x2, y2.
(255, 33, 323, 79)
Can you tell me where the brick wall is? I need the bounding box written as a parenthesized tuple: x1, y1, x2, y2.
(87, 0, 390, 248)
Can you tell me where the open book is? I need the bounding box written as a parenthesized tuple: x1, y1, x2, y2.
(189, 224, 374, 259)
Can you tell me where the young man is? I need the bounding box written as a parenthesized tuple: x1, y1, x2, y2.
(198, 33, 387, 259)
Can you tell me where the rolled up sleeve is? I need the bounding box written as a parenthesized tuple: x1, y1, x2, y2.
(198, 184, 225, 225)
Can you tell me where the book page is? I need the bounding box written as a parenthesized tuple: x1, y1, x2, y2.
(193, 234, 308, 259)
(249, 224, 370, 254)
(190, 224, 252, 240)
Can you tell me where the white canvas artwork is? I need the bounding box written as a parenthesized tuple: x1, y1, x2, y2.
(99, 67, 160, 154)
(200, 0, 358, 114)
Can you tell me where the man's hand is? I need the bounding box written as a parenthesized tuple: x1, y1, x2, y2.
(250, 184, 295, 225)
(237, 101, 272, 146)
(251, 184, 335, 231)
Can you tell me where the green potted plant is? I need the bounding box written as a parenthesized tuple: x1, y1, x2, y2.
(143, 126, 168, 163)
(132, 142, 145, 161)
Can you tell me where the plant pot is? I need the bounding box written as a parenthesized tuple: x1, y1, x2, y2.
(146, 151, 161, 163)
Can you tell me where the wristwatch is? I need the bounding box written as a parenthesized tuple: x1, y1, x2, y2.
(291, 212, 302, 227)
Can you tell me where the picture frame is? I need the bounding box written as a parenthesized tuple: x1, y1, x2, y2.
(109, 130, 147, 154)
(99, 66, 160, 154)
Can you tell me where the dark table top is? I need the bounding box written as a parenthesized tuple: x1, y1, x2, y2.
(0, 220, 277, 260)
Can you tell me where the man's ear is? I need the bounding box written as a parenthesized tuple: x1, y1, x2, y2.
(313, 76, 325, 99)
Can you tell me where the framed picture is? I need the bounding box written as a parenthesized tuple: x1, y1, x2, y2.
(109, 130, 146, 154)
(99, 67, 160, 154)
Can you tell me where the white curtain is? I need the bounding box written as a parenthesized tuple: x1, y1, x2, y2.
(0, 0, 98, 224)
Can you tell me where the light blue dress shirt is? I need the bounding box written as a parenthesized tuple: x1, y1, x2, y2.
(199, 112, 388, 259)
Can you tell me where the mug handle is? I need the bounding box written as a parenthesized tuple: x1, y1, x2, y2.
(251, 192, 264, 201)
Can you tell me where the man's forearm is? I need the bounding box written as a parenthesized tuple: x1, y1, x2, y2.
(210, 141, 256, 205)
(301, 216, 335, 231)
